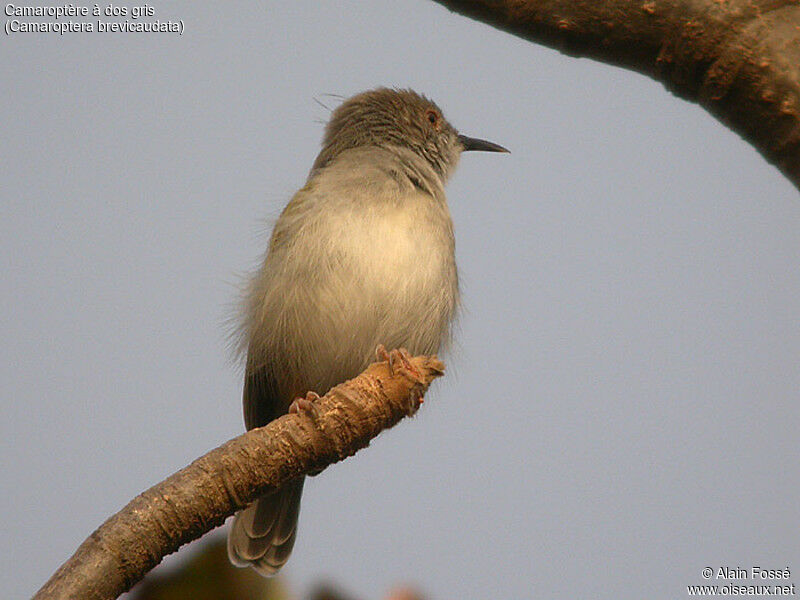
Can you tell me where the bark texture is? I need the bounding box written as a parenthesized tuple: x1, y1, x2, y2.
(34, 354, 445, 600)
(432, 0, 800, 190)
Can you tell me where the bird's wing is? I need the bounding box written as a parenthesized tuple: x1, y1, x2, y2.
(243, 354, 285, 430)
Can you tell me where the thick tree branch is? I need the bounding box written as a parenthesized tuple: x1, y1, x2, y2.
(432, 0, 800, 191)
(34, 354, 445, 600)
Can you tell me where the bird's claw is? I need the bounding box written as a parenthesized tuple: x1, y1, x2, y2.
(375, 344, 423, 385)
(289, 390, 321, 418)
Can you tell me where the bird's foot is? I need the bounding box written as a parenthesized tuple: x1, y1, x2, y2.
(289, 391, 321, 418)
(375, 344, 424, 389)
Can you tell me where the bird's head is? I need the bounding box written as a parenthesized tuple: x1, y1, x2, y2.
(312, 88, 507, 182)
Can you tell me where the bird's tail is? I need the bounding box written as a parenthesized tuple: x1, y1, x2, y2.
(227, 477, 305, 576)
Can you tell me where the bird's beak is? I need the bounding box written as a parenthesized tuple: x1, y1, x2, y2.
(458, 134, 510, 153)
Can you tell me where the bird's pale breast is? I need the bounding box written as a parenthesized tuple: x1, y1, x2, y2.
(247, 166, 458, 400)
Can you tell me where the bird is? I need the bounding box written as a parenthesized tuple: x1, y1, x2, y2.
(227, 87, 508, 576)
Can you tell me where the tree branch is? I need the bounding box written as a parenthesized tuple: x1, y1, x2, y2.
(34, 354, 445, 600)
(431, 0, 800, 191)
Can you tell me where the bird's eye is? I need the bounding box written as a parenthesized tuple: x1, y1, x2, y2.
(426, 110, 440, 128)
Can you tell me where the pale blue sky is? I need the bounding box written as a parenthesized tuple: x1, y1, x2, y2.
(2, 2, 798, 599)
